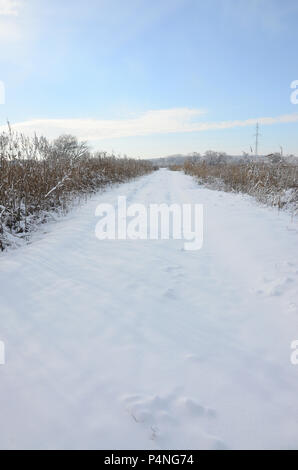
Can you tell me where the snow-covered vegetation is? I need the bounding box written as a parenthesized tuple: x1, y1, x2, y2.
(0, 127, 154, 251)
(152, 151, 298, 167)
(172, 153, 298, 214)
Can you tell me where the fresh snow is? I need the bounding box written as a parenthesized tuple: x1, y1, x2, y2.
(0, 169, 298, 450)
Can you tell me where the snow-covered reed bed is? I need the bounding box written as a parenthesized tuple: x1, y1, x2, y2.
(0, 127, 154, 251)
(181, 160, 298, 214)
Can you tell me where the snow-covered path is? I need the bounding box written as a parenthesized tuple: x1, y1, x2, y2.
(0, 169, 298, 450)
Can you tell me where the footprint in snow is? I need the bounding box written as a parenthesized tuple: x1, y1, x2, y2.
(164, 265, 184, 279)
(254, 276, 295, 297)
(164, 265, 182, 272)
(121, 392, 218, 444)
(163, 288, 177, 299)
(253, 260, 298, 298)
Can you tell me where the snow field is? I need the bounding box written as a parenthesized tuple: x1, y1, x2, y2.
(0, 169, 297, 449)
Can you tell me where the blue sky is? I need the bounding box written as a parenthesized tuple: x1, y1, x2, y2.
(0, 0, 298, 157)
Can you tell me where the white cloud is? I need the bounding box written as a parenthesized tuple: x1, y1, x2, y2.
(193, 113, 298, 131)
(1, 108, 298, 143)
(1, 108, 206, 141)
(0, 1, 22, 42)
(0, 0, 21, 16)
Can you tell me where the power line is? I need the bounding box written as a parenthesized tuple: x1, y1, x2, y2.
(253, 122, 261, 157)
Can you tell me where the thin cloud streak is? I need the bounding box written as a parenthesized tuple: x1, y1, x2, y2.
(2, 108, 298, 142)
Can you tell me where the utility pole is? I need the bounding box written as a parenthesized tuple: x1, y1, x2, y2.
(254, 122, 260, 158)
